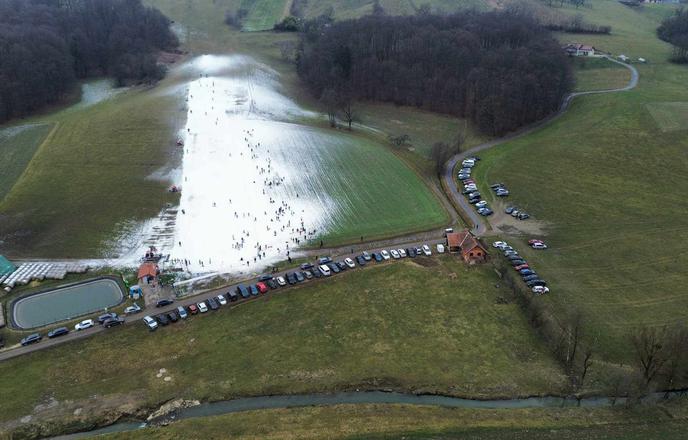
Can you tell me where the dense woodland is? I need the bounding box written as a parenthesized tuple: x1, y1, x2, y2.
(297, 11, 573, 136)
(0, 0, 177, 123)
(657, 8, 688, 63)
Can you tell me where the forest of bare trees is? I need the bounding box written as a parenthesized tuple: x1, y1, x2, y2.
(0, 0, 178, 123)
(297, 10, 573, 136)
(658, 8, 688, 63)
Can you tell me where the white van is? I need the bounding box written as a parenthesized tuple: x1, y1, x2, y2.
(319, 264, 331, 276)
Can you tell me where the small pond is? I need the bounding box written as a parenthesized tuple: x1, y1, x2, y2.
(12, 278, 124, 329)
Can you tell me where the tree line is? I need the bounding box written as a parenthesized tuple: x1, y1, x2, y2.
(657, 8, 688, 63)
(296, 11, 572, 136)
(0, 0, 178, 123)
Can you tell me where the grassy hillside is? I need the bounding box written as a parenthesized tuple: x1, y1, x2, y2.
(572, 57, 631, 92)
(474, 0, 687, 363)
(0, 123, 54, 202)
(0, 258, 564, 424)
(302, 0, 489, 19)
(104, 404, 688, 440)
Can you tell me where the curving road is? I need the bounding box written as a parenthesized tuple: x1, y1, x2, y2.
(443, 57, 638, 237)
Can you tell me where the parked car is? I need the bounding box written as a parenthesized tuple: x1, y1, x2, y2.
(207, 297, 219, 310)
(267, 279, 279, 289)
(406, 248, 416, 258)
(197, 301, 209, 313)
(237, 284, 250, 298)
(318, 256, 332, 265)
(531, 242, 547, 250)
(217, 294, 228, 305)
(356, 255, 366, 266)
(259, 274, 274, 281)
(505, 206, 516, 214)
(300, 263, 314, 270)
(422, 244, 432, 256)
(507, 254, 523, 261)
(436, 244, 445, 253)
(47, 327, 69, 339)
(390, 249, 400, 259)
(381, 250, 391, 260)
(514, 264, 530, 271)
(490, 183, 504, 189)
(511, 210, 520, 217)
(276, 276, 287, 286)
(398, 249, 407, 258)
(528, 239, 544, 245)
(156, 299, 174, 308)
(511, 259, 527, 266)
(468, 197, 481, 205)
(104, 317, 125, 328)
(177, 306, 188, 319)
(362, 251, 372, 261)
(458, 174, 470, 180)
(124, 303, 142, 314)
(319, 264, 331, 276)
(478, 208, 493, 216)
(475, 201, 488, 208)
(532, 286, 550, 295)
(496, 189, 510, 197)
(256, 282, 268, 293)
(336, 261, 347, 271)
(518, 213, 530, 220)
(156, 314, 169, 326)
(328, 263, 340, 274)
(295, 271, 307, 281)
(373, 253, 383, 262)
(523, 274, 539, 282)
(188, 304, 199, 314)
(98, 312, 118, 324)
(249, 284, 260, 296)
(302, 270, 313, 280)
(526, 279, 547, 287)
(311, 268, 322, 278)
(21, 333, 42, 346)
(493, 241, 508, 249)
(519, 269, 535, 276)
(286, 272, 297, 284)
(345, 258, 356, 268)
(74, 319, 94, 331)
(227, 291, 239, 301)
(143, 315, 158, 331)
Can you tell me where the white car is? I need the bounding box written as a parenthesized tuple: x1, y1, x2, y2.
(436, 244, 445, 253)
(344, 258, 356, 268)
(319, 264, 331, 276)
(177, 306, 188, 319)
(381, 250, 391, 260)
(475, 201, 488, 208)
(390, 249, 400, 259)
(143, 315, 158, 331)
(421, 244, 432, 256)
(276, 276, 287, 286)
(217, 295, 227, 305)
(532, 242, 548, 250)
(532, 286, 550, 295)
(74, 319, 94, 331)
(124, 303, 142, 314)
(197, 301, 208, 313)
(398, 249, 407, 258)
(492, 241, 508, 249)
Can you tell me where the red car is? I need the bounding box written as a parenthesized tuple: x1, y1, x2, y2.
(256, 282, 268, 294)
(514, 264, 529, 271)
(528, 239, 544, 245)
(187, 304, 199, 314)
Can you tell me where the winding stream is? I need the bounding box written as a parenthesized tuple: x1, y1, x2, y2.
(49, 390, 685, 439)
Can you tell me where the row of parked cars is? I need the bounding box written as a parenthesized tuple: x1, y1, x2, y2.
(20, 311, 127, 346)
(492, 240, 550, 295)
(504, 205, 530, 221)
(142, 243, 443, 331)
(458, 157, 494, 217)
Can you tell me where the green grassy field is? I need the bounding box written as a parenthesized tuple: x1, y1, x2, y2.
(302, 0, 488, 20)
(0, 123, 54, 202)
(239, 0, 287, 31)
(572, 57, 631, 92)
(474, 0, 688, 363)
(0, 257, 564, 426)
(103, 403, 688, 440)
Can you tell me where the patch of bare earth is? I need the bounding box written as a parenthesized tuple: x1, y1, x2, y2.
(488, 199, 549, 237)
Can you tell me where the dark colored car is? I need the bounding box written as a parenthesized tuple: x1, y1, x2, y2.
(188, 304, 199, 314)
(98, 312, 118, 324)
(511, 259, 527, 266)
(104, 317, 125, 328)
(302, 270, 313, 280)
(491, 183, 504, 189)
(237, 284, 250, 298)
(258, 274, 273, 282)
(156, 299, 174, 308)
(248, 285, 260, 296)
(356, 255, 366, 266)
(266, 279, 279, 289)
(518, 213, 530, 220)
(519, 269, 535, 276)
(362, 252, 372, 261)
(294, 271, 305, 282)
(21, 333, 42, 346)
(227, 291, 239, 301)
(328, 263, 340, 274)
(167, 311, 178, 322)
(522, 274, 539, 282)
(373, 253, 383, 262)
(507, 255, 522, 261)
(407, 248, 416, 258)
(286, 273, 297, 285)
(526, 279, 547, 287)
(336, 261, 347, 271)
(318, 257, 332, 265)
(311, 267, 322, 278)
(208, 297, 220, 309)
(47, 327, 69, 339)
(468, 198, 481, 204)
(300, 263, 314, 270)
(505, 206, 515, 214)
(156, 314, 169, 326)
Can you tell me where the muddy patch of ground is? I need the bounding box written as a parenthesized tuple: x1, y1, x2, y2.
(488, 199, 550, 237)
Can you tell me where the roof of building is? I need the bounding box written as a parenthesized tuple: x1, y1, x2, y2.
(137, 263, 158, 280)
(447, 230, 486, 255)
(0, 255, 16, 277)
(564, 43, 594, 51)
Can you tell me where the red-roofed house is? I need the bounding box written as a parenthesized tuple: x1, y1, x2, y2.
(563, 43, 595, 56)
(137, 262, 158, 283)
(446, 230, 487, 264)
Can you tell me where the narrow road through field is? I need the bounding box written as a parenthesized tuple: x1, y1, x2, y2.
(443, 57, 638, 237)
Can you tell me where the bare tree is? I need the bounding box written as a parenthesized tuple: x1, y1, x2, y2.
(430, 142, 458, 175)
(631, 326, 670, 386)
(340, 89, 355, 130)
(320, 88, 339, 127)
(659, 323, 688, 390)
(388, 134, 410, 148)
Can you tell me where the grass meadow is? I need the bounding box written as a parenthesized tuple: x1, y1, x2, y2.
(0, 123, 54, 202)
(474, 0, 688, 363)
(0, 257, 564, 423)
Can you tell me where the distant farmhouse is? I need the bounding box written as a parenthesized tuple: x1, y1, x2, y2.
(563, 43, 596, 57)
